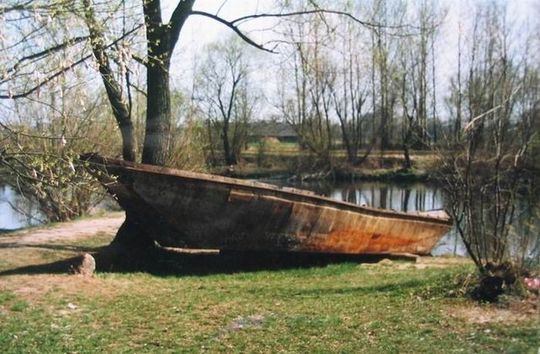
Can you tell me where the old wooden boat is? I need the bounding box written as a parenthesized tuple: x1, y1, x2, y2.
(85, 155, 452, 256)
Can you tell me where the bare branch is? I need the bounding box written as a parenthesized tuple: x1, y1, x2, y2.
(1, 36, 89, 84)
(190, 6, 421, 55)
(168, 0, 196, 51)
(463, 86, 522, 132)
(0, 1, 41, 14)
(0, 24, 143, 100)
(128, 82, 147, 97)
(229, 9, 394, 29)
(0, 54, 90, 99)
(132, 54, 147, 66)
(215, 0, 229, 17)
(0, 0, 78, 17)
(189, 11, 276, 53)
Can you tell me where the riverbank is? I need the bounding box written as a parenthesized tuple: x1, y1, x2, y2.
(216, 152, 435, 182)
(0, 213, 537, 353)
(225, 165, 430, 182)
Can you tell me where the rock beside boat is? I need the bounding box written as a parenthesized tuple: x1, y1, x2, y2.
(70, 253, 96, 276)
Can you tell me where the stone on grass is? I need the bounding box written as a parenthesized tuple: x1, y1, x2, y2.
(70, 253, 96, 276)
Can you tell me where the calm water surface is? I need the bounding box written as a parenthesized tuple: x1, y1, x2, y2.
(2, 179, 536, 258)
(0, 184, 43, 230)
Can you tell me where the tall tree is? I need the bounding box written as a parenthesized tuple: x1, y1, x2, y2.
(398, 0, 442, 166)
(196, 38, 254, 166)
(329, 4, 374, 165)
(81, 0, 137, 162)
(0, 0, 404, 254)
(369, 0, 402, 153)
(278, 12, 335, 166)
(1, 1, 377, 166)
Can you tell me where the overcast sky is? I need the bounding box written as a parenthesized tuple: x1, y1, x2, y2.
(166, 0, 538, 56)
(163, 0, 538, 112)
(0, 1, 536, 124)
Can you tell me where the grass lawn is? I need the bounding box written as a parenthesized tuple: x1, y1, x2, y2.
(0, 229, 537, 353)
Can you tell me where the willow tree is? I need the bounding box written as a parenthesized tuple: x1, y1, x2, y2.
(2, 1, 380, 165)
(2, 0, 384, 254)
(195, 38, 254, 166)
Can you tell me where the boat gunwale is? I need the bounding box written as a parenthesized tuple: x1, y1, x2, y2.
(89, 156, 452, 226)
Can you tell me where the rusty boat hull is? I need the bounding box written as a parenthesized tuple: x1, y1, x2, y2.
(87, 156, 452, 256)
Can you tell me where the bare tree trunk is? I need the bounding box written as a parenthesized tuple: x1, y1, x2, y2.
(82, 0, 136, 162)
(142, 61, 171, 165)
(222, 120, 237, 165)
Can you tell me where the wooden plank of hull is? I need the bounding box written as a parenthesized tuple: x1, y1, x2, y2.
(87, 156, 452, 255)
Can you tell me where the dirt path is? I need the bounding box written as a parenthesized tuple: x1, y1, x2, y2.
(0, 212, 125, 246)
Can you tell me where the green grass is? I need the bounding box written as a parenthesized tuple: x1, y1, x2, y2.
(233, 143, 440, 180)
(0, 234, 537, 353)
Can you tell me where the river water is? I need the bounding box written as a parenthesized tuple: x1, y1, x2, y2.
(1, 179, 537, 258)
(0, 184, 43, 230)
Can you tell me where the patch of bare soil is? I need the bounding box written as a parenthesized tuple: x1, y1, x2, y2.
(0, 212, 125, 246)
(447, 296, 538, 325)
(8, 274, 102, 300)
(361, 256, 473, 270)
(413, 256, 473, 269)
(0, 274, 133, 312)
(0, 212, 124, 304)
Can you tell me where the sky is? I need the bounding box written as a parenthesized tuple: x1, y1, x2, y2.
(158, 0, 539, 119)
(165, 0, 539, 60)
(1, 0, 537, 123)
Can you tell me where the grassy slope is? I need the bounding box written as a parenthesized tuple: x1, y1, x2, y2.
(0, 232, 537, 353)
(222, 144, 438, 180)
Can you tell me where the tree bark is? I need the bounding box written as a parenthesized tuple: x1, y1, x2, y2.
(139, 0, 195, 166)
(222, 121, 236, 165)
(402, 142, 412, 169)
(82, 0, 136, 162)
(119, 121, 136, 162)
(141, 61, 171, 165)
